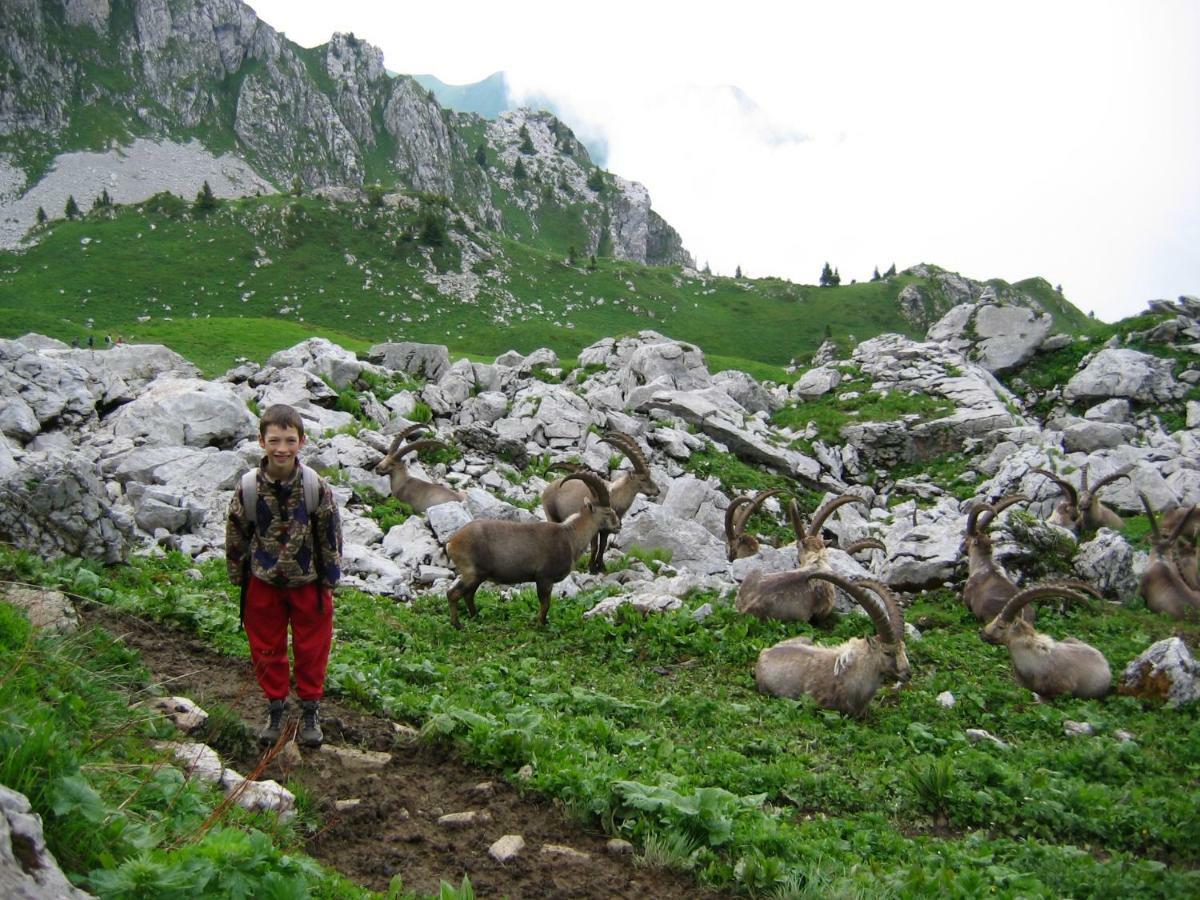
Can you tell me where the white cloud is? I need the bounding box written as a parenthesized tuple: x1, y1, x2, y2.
(246, 0, 1200, 320)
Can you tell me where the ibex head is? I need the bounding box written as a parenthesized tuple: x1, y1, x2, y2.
(602, 431, 660, 499)
(724, 488, 785, 561)
(375, 424, 449, 475)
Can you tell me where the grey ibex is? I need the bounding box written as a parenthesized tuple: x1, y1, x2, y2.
(447, 472, 619, 628)
(375, 424, 465, 513)
(541, 431, 659, 573)
(724, 488, 786, 561)
(735, 495, 868, 622)
(980, 584, 1110, 699)
(755, 573, 910, 717)
(960, 494, 1035, 623)
(1139, 494, 1200, 619)
(1031, 464, 1130, 536)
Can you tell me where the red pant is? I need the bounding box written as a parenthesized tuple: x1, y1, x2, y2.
(243, 578, 333, 701)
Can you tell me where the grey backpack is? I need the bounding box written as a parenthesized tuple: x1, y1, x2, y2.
(241, 465, 321, 527)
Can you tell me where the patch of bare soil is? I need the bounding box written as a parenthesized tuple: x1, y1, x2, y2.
(82, 602, 727, 899)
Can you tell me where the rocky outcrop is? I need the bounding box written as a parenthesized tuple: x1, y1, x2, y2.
(927, 302, 1055, 373)
(1119, 638, 1200, 707)
(1063, 349, 1186, 404)
(0, 784, 92, 899)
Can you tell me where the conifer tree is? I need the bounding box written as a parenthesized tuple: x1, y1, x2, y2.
(518, 124, 535, 155)
(819, 261, 833, 286)
(64, 195, 80, 219)
(832, 267, 841, 287)
(291, 175, 304, 196)
(193, 180, 217, 213)
(736, 265, 743, 279)
(587, 169, 605, 193)
(884, 262, 896, 278)
(513, 158, 528, 179)
(474, 143, 487, 167)
(872, 266, 881, 281)
(36, 206, 47, 225)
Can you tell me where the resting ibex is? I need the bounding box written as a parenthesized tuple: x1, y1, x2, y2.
(1139, 495, 1200, 620)
(541, 431, 659, 573)
(724, 488, 786, 561)
(1160, 504, 1200, 592)
(447, 472, 619, 628)
(375, 424, 465, 513)
(960, 494, 1035, 623)
(980, 584, 1110, 699)
(1031, 464, 1130, 536)
(735, 495, 867, 623)
(755, 573, 910, 717)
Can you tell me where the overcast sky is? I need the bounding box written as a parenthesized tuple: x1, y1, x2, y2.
(244, 0, 1199, 322)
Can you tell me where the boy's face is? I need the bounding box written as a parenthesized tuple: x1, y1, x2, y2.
(259, 423, 306, 474)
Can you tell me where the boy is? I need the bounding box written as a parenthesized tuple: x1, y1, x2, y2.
(226, 404, 343, 748)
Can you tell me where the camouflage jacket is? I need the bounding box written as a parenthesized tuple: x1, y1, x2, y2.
(226, 460, 343, 589)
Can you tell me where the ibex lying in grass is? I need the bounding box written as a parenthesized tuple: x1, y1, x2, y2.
(1160, 504, 1200, 592)
(755, 573, 910, 717)
(724, 488, 785, 561)
(375, 424, 465, 513)
(735, 494, 868, 623)
(980, 584, 1110, 699)
(1031, 464, 1130, 536)
(541, 431, 659, 573)
(960, 494, 1035, 623)
(1139, 494, 1200, 620)
(447, 472, 619, 628)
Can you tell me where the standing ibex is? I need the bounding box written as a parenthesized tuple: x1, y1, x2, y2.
(735, 495, 868, 622)
(724, 488, 786, 561)
(375, 424, 465, 513)
(1031, 464, 1131, 536)
(1139, 495, 1200, 619)
(755, 573, 910, 717)
(960, 494, 1035, 623)
(980, 584, 1110, 699)
(447, 472, 619, 628)
(541, 431, 659, 573)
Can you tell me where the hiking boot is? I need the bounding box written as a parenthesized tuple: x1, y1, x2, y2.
(258, 698, 287, 746)
(298, 699, 323, 748)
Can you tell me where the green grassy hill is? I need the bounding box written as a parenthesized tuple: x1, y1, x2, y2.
(0, 193, 1097, 378)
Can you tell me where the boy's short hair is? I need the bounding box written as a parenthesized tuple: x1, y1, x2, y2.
(259, 403, 305, 439)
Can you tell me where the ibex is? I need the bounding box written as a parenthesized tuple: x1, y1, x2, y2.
(960, 494, 1035, 623)
(724, 488, 786, 561)
(1031, 464, 1131, 536)
(980, 584, 1110, 699)
(755, 573, 910, 717)
(375, 424, 465, 513)
(1138, 494, 1200, 619)
(447, 472, 619, 628)
(735, 495, 867, 623)
(1160, 504, 1200, 592)
(541, 431, 659, 574)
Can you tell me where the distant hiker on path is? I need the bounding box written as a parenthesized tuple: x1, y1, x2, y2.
(226, 403, 343, 749)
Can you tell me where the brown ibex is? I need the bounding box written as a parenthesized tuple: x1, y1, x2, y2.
(541, 431, 659, 573)
(735, 495, 868, 623)
(1160, 504, 1200, 592)
(447, 472, 619, 628)
(1031, 464, 1131, 536)
(980, 584, 1110, 699)
(1139, 494, 1200, 620)
(960, 494, 1035, 623)
(755, 573, 910, 717)
(374, 424, 465, 513)
(724, 488, 786, 561)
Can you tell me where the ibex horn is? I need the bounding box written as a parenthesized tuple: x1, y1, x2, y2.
(996, 583, 1094, 625)
(602, 431, 650, 474)
(562, 471, 611, 507)
(1032, 468, 1078, 506)
(810, 493, 867, 535)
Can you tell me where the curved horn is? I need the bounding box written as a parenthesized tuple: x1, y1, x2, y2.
(788, 498, 807, 541)
(1168, 506, 1200, 545)
(602, 431, 650, 474)
(810, 493, 867, 535)
(562, 471, 611, 507)
(725, 496, 755, 539)
(384, 424, 428, 457)
(1083, 466, 1131, 500)
(805, 572, 903, 645)
(978, 493, 1028, 531)
(547, 461, 589, 476)
(1140, 492, 1161, 542)
(965, 501, 992, 537)
(844, 537, 886, 555)
(996, 583, 1094, 625)
(1032, 468, 1078, 506)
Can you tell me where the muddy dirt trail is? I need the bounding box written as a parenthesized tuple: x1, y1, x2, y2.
(82, 602, 726, 899)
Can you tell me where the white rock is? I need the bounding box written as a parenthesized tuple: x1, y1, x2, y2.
(936, 691, 956, 708)
(489, 834, 526, 862)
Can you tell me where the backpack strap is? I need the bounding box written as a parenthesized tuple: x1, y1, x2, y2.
(241, 470, 258, 528)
